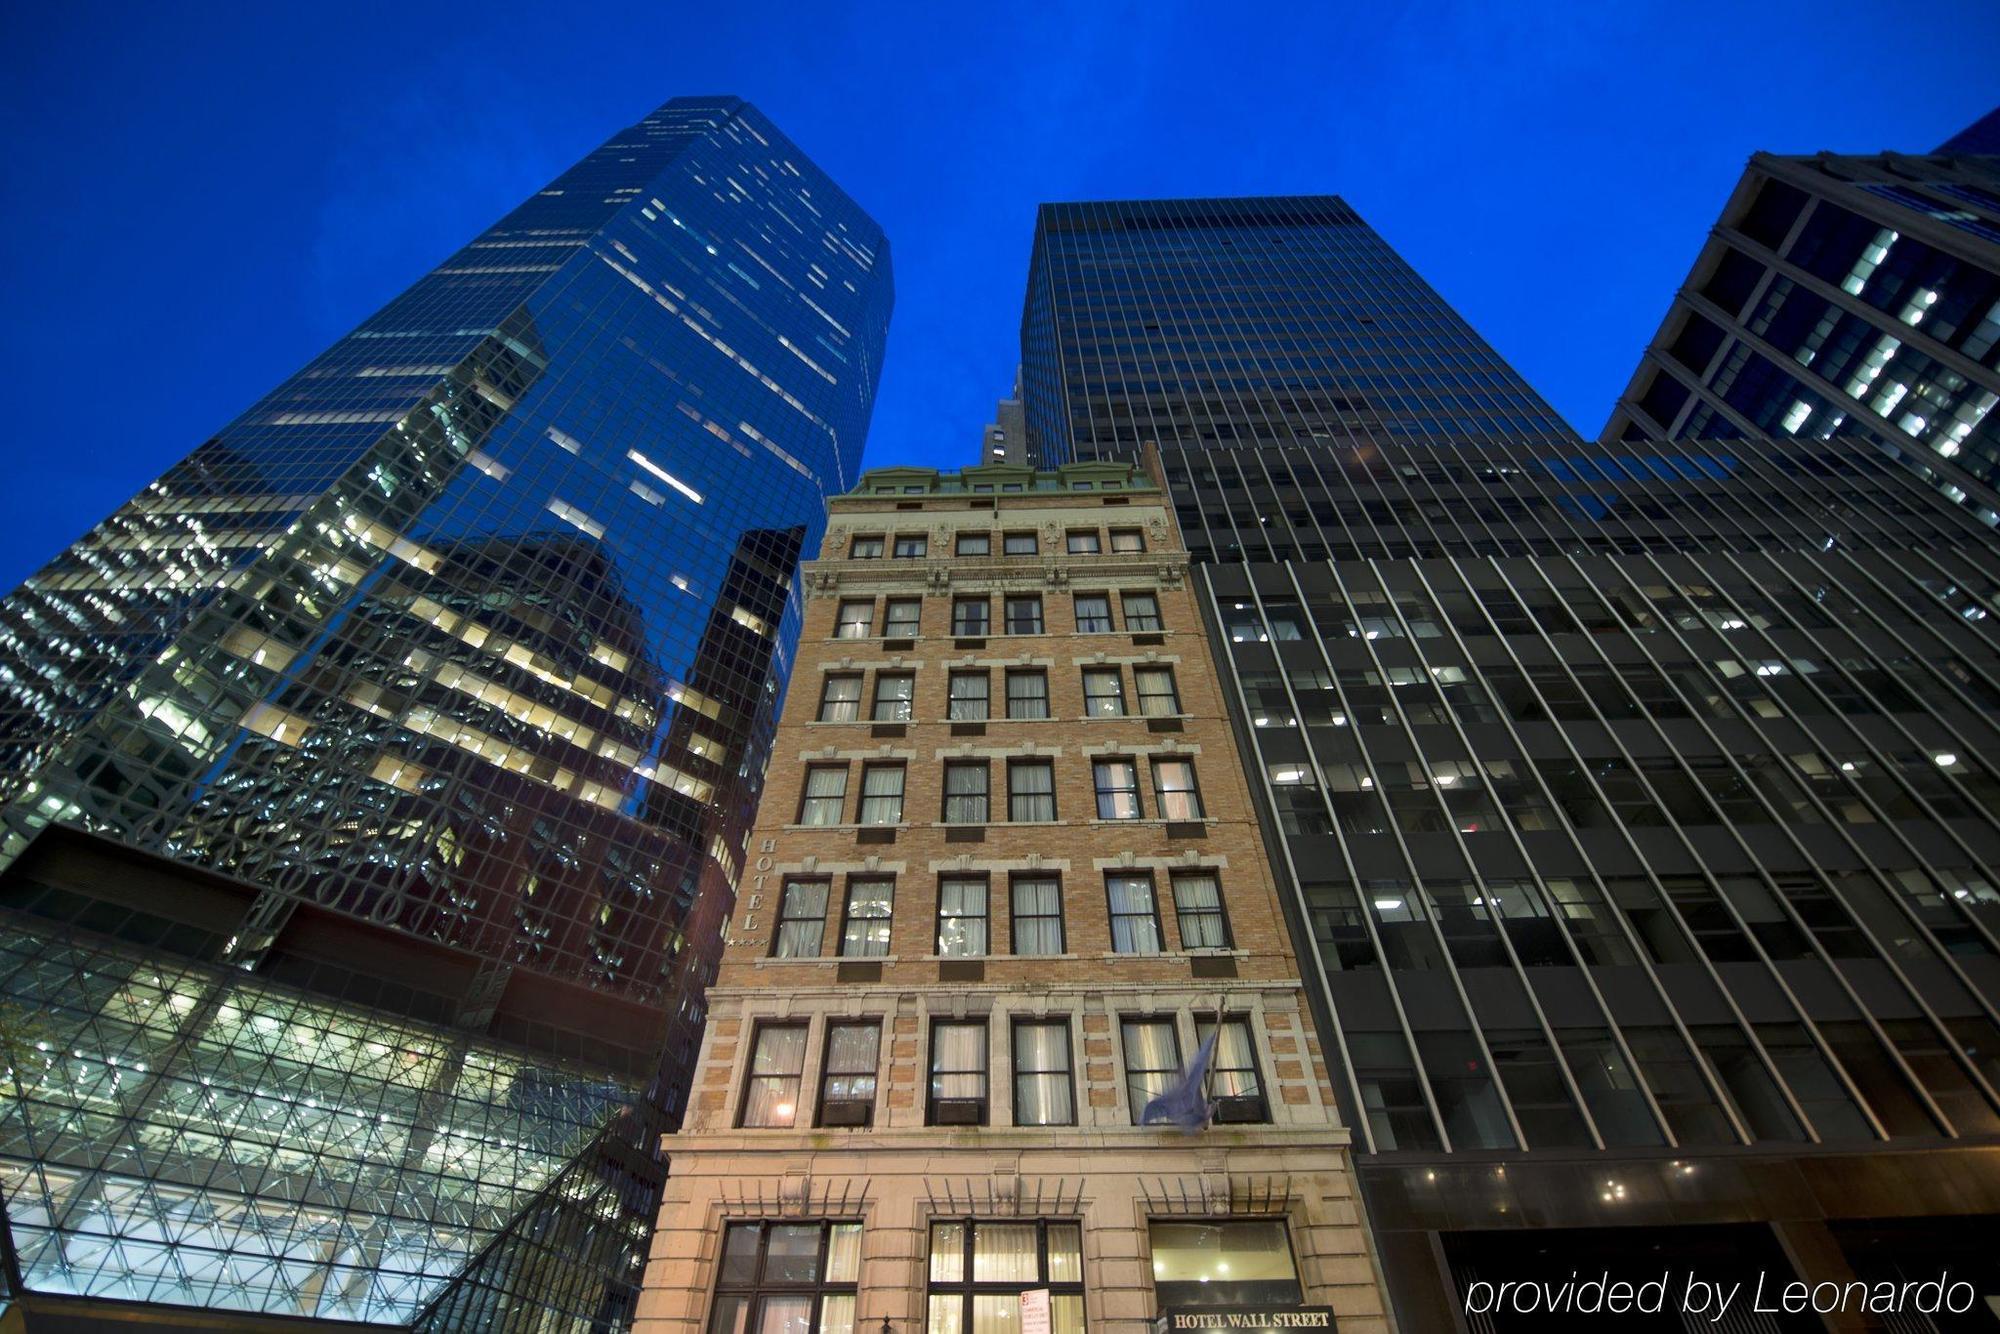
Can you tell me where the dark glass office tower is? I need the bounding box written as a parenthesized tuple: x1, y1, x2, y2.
(0, 96, 890, 1328)
(1018, 195, 2000, 1329)
(1019, 196, 1570, 468)
(1603, 139, 2000, 527)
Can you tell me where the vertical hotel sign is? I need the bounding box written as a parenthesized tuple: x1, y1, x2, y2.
(1162, 1309, 1336, 1333)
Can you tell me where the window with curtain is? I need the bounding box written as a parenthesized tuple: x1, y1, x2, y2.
(1007, 760, 1056, 822)
(1005, 596, 1045, 634)
(1153, 759, 1204, 819)
(835, 600, 873, 638)
(952, 597, 990, 635)
(893, 533, 928, 558)
(1121, 1017, 1181, 1120)
(1195, 1017, 1266, 1120)
(818, 674, 862, 721)
(1071, 593, 1113, 635)
(1093, 759, 1142, 819)
(872, 674, 915, 722)
(1082, 668, 1125, 716)
(797, 766, 848, 826)
(943, 763, 989, 824)
(883, 598, 922, 637)
(1172, 872, 1229, 949)
(928, 1221, 1083, 1334)
(936, 876, 989, 956)
(1122, 591, 1162, 631)
(840, 878, 893, 957)
(1110, 528, 1145, 552)
(1135, 666, 1180, 716)
(1003, 531, 1039, 555)
(1066, 530, 1102, 554)
(1011, 875, 1064, 955)
(948, 672, 989, 720)
(956, 532, 991, 556)
(850, 535, 884, 559)
(1013, 1021, 1075, 1125)
(741, 1025, 808, 1128)
(1006, 670, 1049, 719)
(817, 1021, 880, 1127)
(858, 765, 905, 824)
(772, 879, 828, 958)
(711, 1221, 862, 1334)
(929, 1022, 988, 1123)
(1147, 1220, 1300, 1307)
(1108, 874, 1163, 954)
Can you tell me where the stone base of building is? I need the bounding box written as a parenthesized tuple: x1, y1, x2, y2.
(1360, 1144, 2000, 1332)
(637, 1130, 1391, 1334)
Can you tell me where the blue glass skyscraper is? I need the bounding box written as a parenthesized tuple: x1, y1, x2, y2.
(1019, 195, 1569, 468)
(1015, 192, 2000, 1328)
(0, 96, 890, 1328)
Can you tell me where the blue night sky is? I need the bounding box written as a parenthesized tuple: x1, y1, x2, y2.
(2, 2, 1995, 590)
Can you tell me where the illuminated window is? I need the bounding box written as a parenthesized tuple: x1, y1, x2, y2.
(1013, 1021, 1075, 1126)
(928, 1022, 988, 1124)
(840, 878, 893, 956)
(1108, 874, 1163, 954)
(1008, 760, 1056, 822)
(740, 1024, 807, 1127)
(1007, 670, 1050, 719)
(1136, 667, 1180, 716)
(1152, 759, 1204, 819)
(1082, 668, 1125, 716)
(883, 598, 922, 637)
(711, 1221, 860, 1334)
(1011, 874, 1064, 955)
(797, 767, 848, 826)
(818, 675, 862, 722)
(1121, 1015, 1178, 1109)
(1148, 1220, 1300, 1306)
(1197, 1017, 1266, 1122)
(871, 674, 915, 722)
(936, 875, 989, 955)
(834, 601, 873, 638)
(928, 1221, 1082, 1334)
(1122, 592, 1163, 631)
(1171, 872, 1229, 948)
(1094, 759, 1142, 819)
(817, 1022, 880, 1127)
(772, 880, 828, 958)
(948, 671, 990, 721)
(858, 765, 905, 824)
(943, 763, 989, 824)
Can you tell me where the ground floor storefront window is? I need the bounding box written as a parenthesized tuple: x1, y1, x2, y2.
(928, 1219, 1085, 1334)
(710, 1221, 862, 1334)
(1148, 1219, 1302, 1307)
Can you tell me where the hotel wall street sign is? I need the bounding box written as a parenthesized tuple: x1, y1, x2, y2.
(1160, 1308, 1336, 1333)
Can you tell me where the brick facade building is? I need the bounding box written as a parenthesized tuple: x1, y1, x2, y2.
(637, 459, 1389, 1333)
